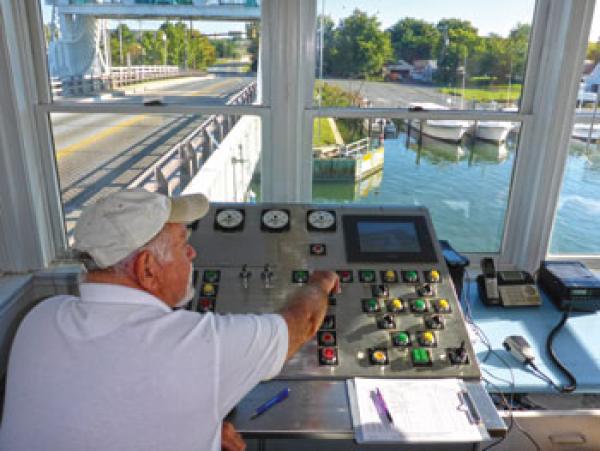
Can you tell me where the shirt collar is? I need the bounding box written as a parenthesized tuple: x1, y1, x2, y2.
(79, 283, 172, 312)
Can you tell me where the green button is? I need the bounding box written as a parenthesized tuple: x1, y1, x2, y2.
(406, 271, 418, 281)
(368, 299, 378, 308)
(412, 348, 430, 363)
(360, 270, 375, 282)
(394, 332, 409, 344)
(414, 299, 426, 310)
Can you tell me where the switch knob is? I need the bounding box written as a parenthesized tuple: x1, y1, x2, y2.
(425, 314, 444, 330)
(377, 313, 396, 329)
(261, 264, 274, 289)
(239, 264, 252, 289)
(417, 283, 434, 296)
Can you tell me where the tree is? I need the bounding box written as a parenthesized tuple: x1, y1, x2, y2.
(110, 24, 136, 66)
(329, 9, 392, 79)
(387, 18, 440, 64)
(246, 23, 259, 72)
(436, 19, 483, 83)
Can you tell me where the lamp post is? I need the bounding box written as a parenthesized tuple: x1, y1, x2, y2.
(162, 32, 167, 66)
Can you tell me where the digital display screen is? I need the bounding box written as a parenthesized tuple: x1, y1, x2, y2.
(357, 222, 421, 253)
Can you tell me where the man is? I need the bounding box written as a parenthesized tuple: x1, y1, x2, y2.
(0, 189, 338, 451)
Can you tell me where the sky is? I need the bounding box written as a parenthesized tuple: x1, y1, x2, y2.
(42, 0, 600, 41)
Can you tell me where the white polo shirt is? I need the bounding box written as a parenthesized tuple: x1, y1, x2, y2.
(0, 283, 288, 451)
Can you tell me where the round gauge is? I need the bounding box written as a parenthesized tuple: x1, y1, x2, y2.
(261, 209, 290, 231)
(215, 209, 244, 230)
(307, 210, 336, 231)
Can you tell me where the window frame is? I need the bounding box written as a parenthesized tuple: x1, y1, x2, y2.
(0, 0, 597, 272)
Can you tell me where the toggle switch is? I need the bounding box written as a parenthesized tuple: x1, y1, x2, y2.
(377, 313, 396, 329)
(425, 314, 444, 330)
(371, 284, 389, 298)
(320, 314, 336, 330)
(448, 341, 469, 364)
(239, 264, 252, 289)
(261, 264, 274, 289)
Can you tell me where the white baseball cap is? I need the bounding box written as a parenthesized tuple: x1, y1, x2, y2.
(73, 189, 209, 268)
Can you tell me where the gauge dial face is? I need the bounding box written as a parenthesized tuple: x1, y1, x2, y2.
(307, 210, 336, 230)
(215, 209, 244, 229)
(262, 209, 290, 230)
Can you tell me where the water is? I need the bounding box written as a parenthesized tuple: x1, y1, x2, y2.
(312, 130, 600, 254)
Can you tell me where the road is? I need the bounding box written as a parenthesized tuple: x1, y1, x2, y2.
(54, 75, 253, 234)
(325, 79, 466, 108)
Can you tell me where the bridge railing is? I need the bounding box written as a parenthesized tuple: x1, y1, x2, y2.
(57, 65, 191, 97)
(128, 81, 257, 195)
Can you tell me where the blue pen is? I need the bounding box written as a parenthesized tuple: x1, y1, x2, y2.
(250, 387, 290, 419)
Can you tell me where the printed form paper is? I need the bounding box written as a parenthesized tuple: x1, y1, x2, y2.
(348, 378, 487, 444)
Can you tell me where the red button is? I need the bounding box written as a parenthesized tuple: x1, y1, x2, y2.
(322, 348, 336, 360)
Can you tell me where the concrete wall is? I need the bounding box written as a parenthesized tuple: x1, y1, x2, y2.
(183, 116, 261, 202)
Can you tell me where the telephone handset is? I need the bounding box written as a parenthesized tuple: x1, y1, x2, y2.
(477, 258, 541, 307)
(480, 258, 500, 304)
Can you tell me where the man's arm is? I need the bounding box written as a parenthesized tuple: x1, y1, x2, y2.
(278, 271, 339, 361)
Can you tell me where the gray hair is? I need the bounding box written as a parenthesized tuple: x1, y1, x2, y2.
(80, 226, 174, 276)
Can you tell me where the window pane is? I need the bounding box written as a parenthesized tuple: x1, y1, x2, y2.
(312, 117, 520, 252)
(41, 1, 259, 104)
(50, 112, 261, 241)
(549, 5, 600, 255)
(315, 0, 534, 111)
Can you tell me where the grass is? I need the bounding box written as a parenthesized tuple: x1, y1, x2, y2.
(313, 118, 337, 147)
(439, 84, 522, 102)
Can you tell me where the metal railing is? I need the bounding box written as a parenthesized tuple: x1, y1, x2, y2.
(128, 81, 257, 195)
(56, 65, 186, 97)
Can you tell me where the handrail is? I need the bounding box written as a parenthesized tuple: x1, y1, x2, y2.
(128, 81, 257, 194)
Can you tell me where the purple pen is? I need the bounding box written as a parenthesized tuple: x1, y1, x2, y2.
(375, 388, 394, 424)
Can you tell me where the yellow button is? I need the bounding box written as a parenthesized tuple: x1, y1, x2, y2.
(438, 299, 450, 311)
(392, 299, 403, 310)
(384, 270, 396, 281)
(422, 331, 434, 343)
(429, 270, 440, 282)
(202, 283, 215, 295)
(373, 351, 386, 362)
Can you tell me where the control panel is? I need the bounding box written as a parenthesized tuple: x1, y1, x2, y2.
(188, 204, 480, 380)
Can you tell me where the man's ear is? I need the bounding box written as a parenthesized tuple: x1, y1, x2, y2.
(133, 250, 162, 293)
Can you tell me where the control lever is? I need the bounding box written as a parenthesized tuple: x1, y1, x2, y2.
(449, 340, 469, 364)
(417, 283, 434, 297)
(239, 264, 252, 289)
(261, 264, 274, 289)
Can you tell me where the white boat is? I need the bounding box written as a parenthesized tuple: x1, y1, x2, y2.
(409, 102, 472, 142)
(572, 123, 600, 142)
(475, 121, 513, 143)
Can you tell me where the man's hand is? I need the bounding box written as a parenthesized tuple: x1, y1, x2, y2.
(279, 270, 339, 361)
(221, 421, 246, 451)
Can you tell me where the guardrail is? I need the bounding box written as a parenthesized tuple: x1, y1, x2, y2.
(128, 81, 257, 195)
(56, 65, 188, 97)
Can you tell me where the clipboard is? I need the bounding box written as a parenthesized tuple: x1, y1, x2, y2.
(347, 378, 489, 444)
